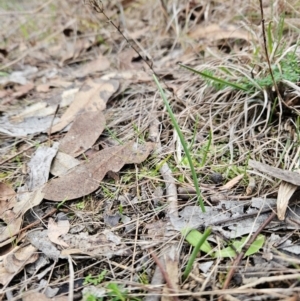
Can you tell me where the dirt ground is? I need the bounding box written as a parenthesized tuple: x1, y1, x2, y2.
(1, 0, 300, 300)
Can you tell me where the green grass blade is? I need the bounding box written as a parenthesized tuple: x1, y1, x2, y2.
(200, 130, 212, 167)
(179, 63, 248, 92)
(182, 227, 212, 280)
(182, 228, 213, 254)
(267, 21, 273, 54)
(153, 74, 205, 212)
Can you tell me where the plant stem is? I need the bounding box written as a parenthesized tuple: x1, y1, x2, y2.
(183, 227, 212, 280)
(153, 74, 205, 212)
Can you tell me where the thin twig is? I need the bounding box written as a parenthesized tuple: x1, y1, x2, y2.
(68, 256, 74, 301)
(220, 211, 276, 298)
(150, 251, 180, 301)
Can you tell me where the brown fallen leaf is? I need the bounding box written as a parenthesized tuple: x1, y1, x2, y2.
(188, 23, 253, 42)
(10, 102, 55, 122)
(60, 35, 96, 65)
(0, 183, 16, 215)
(43, 141, 154, 201)
(47, 218, 70, 247)
(246, 176, 256, 195)
(50, 151, 80, 176)
(0, 210, 23, 247)
(59, 111, 106, 157)
(60, 230, 131, 258)
(12, 82, 34, 98)
(249, 159, 300, 186)
(0, 244, 38, 286)
(277, 181, 297, 220)
(162, 245, 179, 301)
(51, 79, 119, 133)
(220, 174, 244, 191)
(73, 53, 110, 77)
(119, 48, 144, 70)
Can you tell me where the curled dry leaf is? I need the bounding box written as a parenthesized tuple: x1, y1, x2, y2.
(51, 79, 119, 133)
(18, 142, 59, 191)
(0, 144, 58, 246)
(0, 244, 38, 286)
(0, 183, 22, 247)
(47, 218, 70, 247)
(246, 176, 256, 195)
(43, 141, 154, 201)
(59, 111, 106, 157)
(277, 181, 297, 220)
(0, 183, 16, 214)
(219, 174, 244, 191)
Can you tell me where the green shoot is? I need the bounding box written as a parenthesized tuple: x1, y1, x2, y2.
(182, 227, 212, 280)
(214, 234, 265, 258)
(84, 270, 107, 285)
(153, 74, 205, 212)
(107, 283, 141, 301)
(57, 197, 68, 209)
(200, 130, 212, 167)
(179, 64, 248, 92)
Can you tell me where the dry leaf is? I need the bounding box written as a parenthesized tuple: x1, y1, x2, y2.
(43, 141, 154, 201)
(51, 79, 119, 133)
(246, 176, 256, 195)
(50, 151, 80, 176)
(18, 142, 59, 192)
(119, 48, 143, 70)
(12, 82, 34, 98)
(61, 230, 131, 258)
(0, 210, 23, 247)
(162, 245, 178, 300)
(249, 159, 300, 186)
(277, 181, 297, 220)
(0, 244, 37, 286)
(60, 36, 95, 65)
(47, 218, 70, 247)
(0, 183, 16, 215)
(220, 174, 244, 190)
(0, 115, 59, 137)
(10, 102, 55, 122)
(0, 144, 58, 245)
(27, 230, 60, 261)
(59, 111, 106, 157)
(189, 23, 253, 41)
(73, 54, 110, 77)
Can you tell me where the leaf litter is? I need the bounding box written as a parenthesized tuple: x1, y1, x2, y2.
(1, 0, 300, 300)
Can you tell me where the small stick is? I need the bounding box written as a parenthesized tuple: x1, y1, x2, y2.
(219, 211, 276, 300)
(150, 251, 180, 301)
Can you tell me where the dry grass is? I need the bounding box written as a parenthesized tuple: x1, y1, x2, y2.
(1, 0, 300, 300)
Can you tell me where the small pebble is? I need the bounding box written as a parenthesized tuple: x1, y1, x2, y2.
(210, 172, 223, 184)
